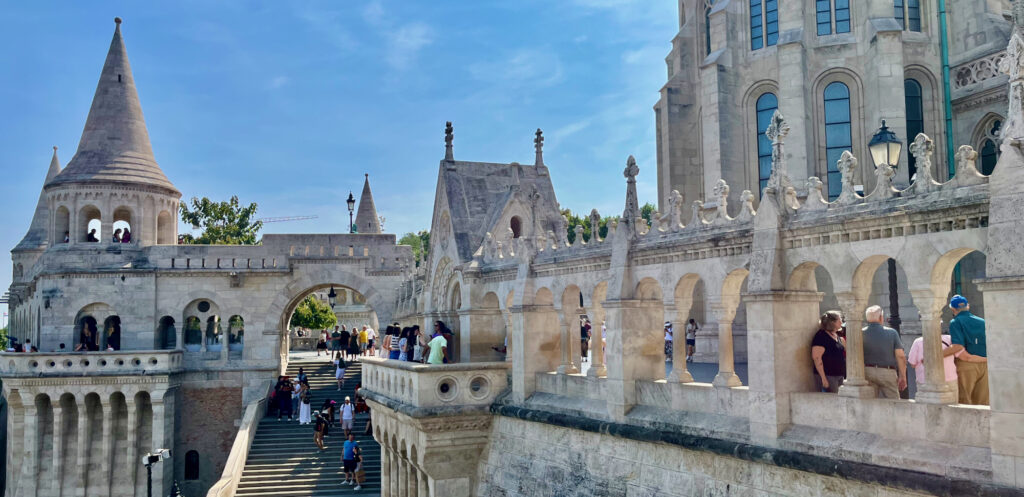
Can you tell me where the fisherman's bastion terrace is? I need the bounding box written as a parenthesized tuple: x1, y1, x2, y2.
(3, 1, 1024, 496)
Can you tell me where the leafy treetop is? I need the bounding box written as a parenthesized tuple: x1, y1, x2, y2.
(289, 295, 337, 331)
(179, 196, 263, 245)
(399, 230, 431, 267)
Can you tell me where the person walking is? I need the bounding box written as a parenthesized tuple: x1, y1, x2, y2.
(685, 319, 699, 362)
(291, 376, 302, 416)
(947, 295, 988, 405)
(340, 396, 356, 437)
(313, 410, 327, 450)
(365, 326, 377, 357)
(862, 305, 907, 399)
(330, 326, 343, 357)
(358, 326, 369, 355)
(335, 352, 347, 391)
(275, 376, 294, 421)
(298, 383, 312, 425)
(353, 447, 366, 490)
(320, 399, 337, 429)
(811, 311, 846, 393)
(348, 329, 361, 360)
(342, 433, 360, 488)
(580, 318, 592, 363)
(296, 367, 308, 384)
(316, 330, 327, 356)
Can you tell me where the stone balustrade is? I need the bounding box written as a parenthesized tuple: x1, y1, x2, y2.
(0, 350, 184, 377)
(954, 50, 1007, 91)
(361, 357, 509, 410)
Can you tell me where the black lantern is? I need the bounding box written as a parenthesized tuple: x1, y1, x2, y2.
(327, 286, 338, 309)
(346, 192, 356, 234)
(868, 120, 903, 169)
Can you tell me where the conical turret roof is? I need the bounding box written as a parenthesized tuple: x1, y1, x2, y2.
(15, 147, 63, 252)
(354, 174, 381, 234)
(46, 18, 178, 195)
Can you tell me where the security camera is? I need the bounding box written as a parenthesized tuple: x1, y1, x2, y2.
(142, 449, 171, 466)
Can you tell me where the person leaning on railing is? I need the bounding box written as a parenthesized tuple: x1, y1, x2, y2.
(861, 305, 907, 399)
(811, 310, 846, 393)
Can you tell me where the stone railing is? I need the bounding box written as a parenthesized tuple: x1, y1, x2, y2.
(361, 358, 509, 410)
(954, 50, 1007, 90)
(0, 350, 184, 377)
(206, 395, 267, 497)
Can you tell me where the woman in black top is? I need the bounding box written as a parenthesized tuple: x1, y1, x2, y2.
(811, 310, 846, 393)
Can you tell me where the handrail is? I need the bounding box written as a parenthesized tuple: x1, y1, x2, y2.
(205, 395, 266, 497)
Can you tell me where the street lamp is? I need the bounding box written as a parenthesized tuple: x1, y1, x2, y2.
(142, 448, 171, 497)
(346, 192, 356, 233)
(869, 120, 904, 332)
(328, 286, 338, 309)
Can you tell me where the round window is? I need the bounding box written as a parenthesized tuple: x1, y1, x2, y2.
(197, 301, 211, 313)
(437, 376, 458, 402)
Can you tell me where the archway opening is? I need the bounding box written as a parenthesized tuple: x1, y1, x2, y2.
(157, 316, 176, 350)
(103, 316, 121, 351)
(184, 316, 202, 352)
(282, 284, 380, 364)
(113, 206, 133, 243)
(205, 316, 222, 352)
(157, 210, 174, 244)
(55, 206, 70, 244)
(228, 315, 244, 353)
(78, 205, 101, 243)
(510, 216, 522, 238)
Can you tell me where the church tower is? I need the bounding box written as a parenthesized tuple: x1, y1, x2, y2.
(44, 18, 180, 247)
(354, 173, 382, 234)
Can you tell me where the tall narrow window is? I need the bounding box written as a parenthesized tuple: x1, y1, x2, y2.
(185, 450, 200, 480)
(904, 79, 924, 181)
(756, 93, 778, 196)
(705, 0, 715, 55)
(816, 0, 832, 35)
(823, 82, 853, 200)
(980, 139, 998, 175)
(895, 0, 921, 31)
(750, 0, 779, 50)
(835, 0, 851, 33)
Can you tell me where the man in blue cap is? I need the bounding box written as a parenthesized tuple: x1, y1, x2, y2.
(947, 295, 988, 405)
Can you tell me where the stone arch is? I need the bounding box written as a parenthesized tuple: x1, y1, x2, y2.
(54, 205, 70, 244)
(156, 316, 176, 350)
(710, 268, 750, 387)
(102, 315, 122, 350)
(78, 204, 101, 243)
(74, 302, 115, 351)
(228, 315, 244, 353)
(112, 205, 134, 243)
(156, 210, 174, 244)
(183, 298, 220, 353)
(812, 68, 867, 192)
(788, 261, 840, 315)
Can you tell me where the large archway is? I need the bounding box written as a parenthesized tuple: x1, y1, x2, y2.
(277, 283, 382, 370)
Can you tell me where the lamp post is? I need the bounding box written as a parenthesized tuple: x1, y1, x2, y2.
(868, 120, 904, 331)
(142, 449, 171, 497)
(346, 192, 356, 234)
(328, 286, 338, 309)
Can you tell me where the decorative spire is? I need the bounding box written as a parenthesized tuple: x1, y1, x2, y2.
(444, 121, 454, 161)
(534, 128, 544, 166)
(764, 110, 793, 194)
(15, 147, 64, 252)
(354, 173, 382, 234)
(622, 155, 642, 238)
(47, 17, 178, 194)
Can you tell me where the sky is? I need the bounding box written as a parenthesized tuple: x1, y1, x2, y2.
(0, 1, 678, 323)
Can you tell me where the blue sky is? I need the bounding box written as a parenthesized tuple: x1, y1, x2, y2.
(0, 1, 676, 320)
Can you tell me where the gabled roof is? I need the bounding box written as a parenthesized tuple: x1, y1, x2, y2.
(14, 148, 62, 252)
(46, 18, 178, 195)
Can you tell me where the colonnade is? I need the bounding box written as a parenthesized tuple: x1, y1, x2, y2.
(380, 444, 428, 497)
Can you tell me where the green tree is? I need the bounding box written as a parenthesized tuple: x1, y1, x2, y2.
(561, 208, 617, 244)
(179, 196, 263, 245)
(0, 326, 7, 349)
(640, 202, 656, 228)
(289, 295, 337, 331)
(399, 230, 431, 266)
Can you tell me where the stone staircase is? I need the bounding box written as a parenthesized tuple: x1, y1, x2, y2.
(235, 359, 381, 496)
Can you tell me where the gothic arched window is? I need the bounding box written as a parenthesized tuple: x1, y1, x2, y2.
(823, 82, 852, 200)
(755, 93, 778, 196)
(750, 0, 778, 50)
(978, 119, 1001, 175)
(894, 0, 922, 32)
(185, 450, 200, 480)
(904, 79, 924, 181)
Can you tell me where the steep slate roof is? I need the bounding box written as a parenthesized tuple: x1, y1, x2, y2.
(439, 160, 562, 262)
(355, 174, 381, 234)
(14, 148, 62, 252)
(47, 18, 178, 195)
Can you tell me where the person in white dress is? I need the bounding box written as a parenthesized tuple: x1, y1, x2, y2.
(335, 352, 347, 391)
(298, 382, 312, 424)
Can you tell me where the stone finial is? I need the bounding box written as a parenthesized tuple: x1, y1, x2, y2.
(444, 121, 454, 161)
(607, 218, 618, 238)
(558, 214, 571, 247)
(589, 209, 602, 242)
(667, 189, 684, 230)
(484, 232, 495, 261)
(649, 210, 662, 234)
(573, 225, 585, 247)
(764, 110, 794, 194)
(950, 145, 987, 187)
(711, 179, 732, 225)
(804, 177, 828, 210)
(784, 187, 801, 211)
(506, 227, 515, 244)
(835, 151, 862, 205)
(496, 240, 505, 259)
(534, 128, 545, 166)
(622, 155, 642, 238)
(868, 162, 897, 201)
(909, 133, 940, 194)
(736, 190, 756, 221)
(687, 200, 706, 229)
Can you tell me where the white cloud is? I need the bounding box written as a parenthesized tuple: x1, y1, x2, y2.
(387, 22, 434, 69)
(469, 49, 564, 88)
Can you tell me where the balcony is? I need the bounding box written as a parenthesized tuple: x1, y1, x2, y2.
(360, 357, 509, 411)
(0, 350, 184, 377)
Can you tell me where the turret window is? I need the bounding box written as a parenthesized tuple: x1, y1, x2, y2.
(823, 82, 852, 200)
(750, 0, 778, 50)
(894, 0, 921, 32)
(904, 79, 924, 181)
(817, 0, 851, 35)
(755, 93, 778, 196)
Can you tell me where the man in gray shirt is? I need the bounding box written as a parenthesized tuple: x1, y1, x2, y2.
(861, 305, 907, 399)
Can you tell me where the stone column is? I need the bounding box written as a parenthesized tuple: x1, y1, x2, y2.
(667, 303, 694, 383)
(75, 399, 89, 497)
(603, 299, 665, 420)
(125, 398, 139, 492)
(390, 451, 400, 497)
(405, 456, 415, 496)
(381, 447, 391, 497)
(20, 402, 39, 497)
(836, 293, 873, 398)
(555, 320, 578, 374)
(150, 392, 175, 497)
(397, 454, 407, 496)
(101, 400, 113, 496)
(509, 304, 561, 402)
(408, 465, 419, 497)
(176, 322, 185, 352)
(909, 290, 957, 404)
(709, 299, 742, 388)
(221, 324, 230, 363)
(52, 400, 64, 497)
(418, 469, 429, 497)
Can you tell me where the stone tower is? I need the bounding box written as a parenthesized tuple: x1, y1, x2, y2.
(355, 173, 381, 234)
(10, 148, 62, 291)
(44, 17, 180, 247)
